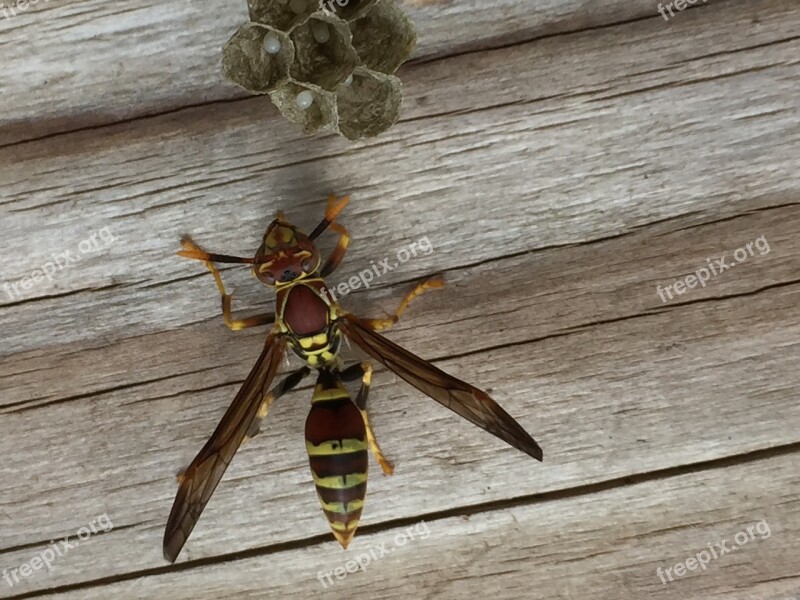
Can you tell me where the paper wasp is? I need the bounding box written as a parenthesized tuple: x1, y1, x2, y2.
(163, 196, 543, 562)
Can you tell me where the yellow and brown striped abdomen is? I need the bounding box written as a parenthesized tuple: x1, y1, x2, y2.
(305, 372, 367, 548)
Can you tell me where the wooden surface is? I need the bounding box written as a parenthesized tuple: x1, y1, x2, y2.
(1, 0, 799, 598)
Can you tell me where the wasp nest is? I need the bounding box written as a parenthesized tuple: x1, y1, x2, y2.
(222, 0, 416, 140)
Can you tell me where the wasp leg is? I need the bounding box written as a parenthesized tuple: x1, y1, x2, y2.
(361, 276, 445, 332)
(174, 367, 310, 486)
(342, 362, 394, 475)
(181, 236, 275, 331)
(320, 222, 350, 277)
(246, 366, 311, 440)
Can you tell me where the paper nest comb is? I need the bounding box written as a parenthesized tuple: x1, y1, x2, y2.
(222, 0, 416, 140)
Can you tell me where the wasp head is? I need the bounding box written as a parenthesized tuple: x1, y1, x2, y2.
(252, 215, 321, 286)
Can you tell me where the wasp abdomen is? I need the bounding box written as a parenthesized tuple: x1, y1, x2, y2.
(305, 376, 368, 549)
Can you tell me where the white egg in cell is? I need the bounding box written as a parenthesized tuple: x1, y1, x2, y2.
(263, 32, 282, 55)
(311, 21, 330, 44)
(296, 90, 315, 109)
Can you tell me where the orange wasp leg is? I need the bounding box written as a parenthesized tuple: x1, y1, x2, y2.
(361, 276, 445, 332)
(342, 362, 394, 475)
(180, 237, 275, 331)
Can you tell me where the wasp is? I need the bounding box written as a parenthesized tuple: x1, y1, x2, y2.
(163, 196, 543, 562)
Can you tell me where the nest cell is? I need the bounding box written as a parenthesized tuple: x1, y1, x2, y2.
(336, 67, 402, 140)
(270, 79, 339, 134)
(289, 14, 359, 91)
(222, 24, 294, 93)
(350, 0, 416, 75)
(248, 0, 317, 31)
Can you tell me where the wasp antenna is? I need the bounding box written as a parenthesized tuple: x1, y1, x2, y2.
(177, 249, 255, 264)
(179, 236, 255, 264)
(309, 194, 350, 240)
(177, 250, 255, 264)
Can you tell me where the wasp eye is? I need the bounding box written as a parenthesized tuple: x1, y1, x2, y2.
(302, 257, 315, 273)
(263, 271, 276, 284)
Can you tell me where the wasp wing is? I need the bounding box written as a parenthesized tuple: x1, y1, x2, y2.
(340, 315, 542, 461)
(163, 332, 286, 562)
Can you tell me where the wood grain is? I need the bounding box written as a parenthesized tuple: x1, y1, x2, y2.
(1, 0, 799, 598)
(41, 451, 800, 600)
(1, 0, 797, 356)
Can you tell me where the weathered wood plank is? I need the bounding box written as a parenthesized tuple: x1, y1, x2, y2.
(1, 203, 798, 594)
(1, 0, 799, 597)
(35, 450, 800, 599)
(0, 0, 663, 146)
(0, 0, 797, 356)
